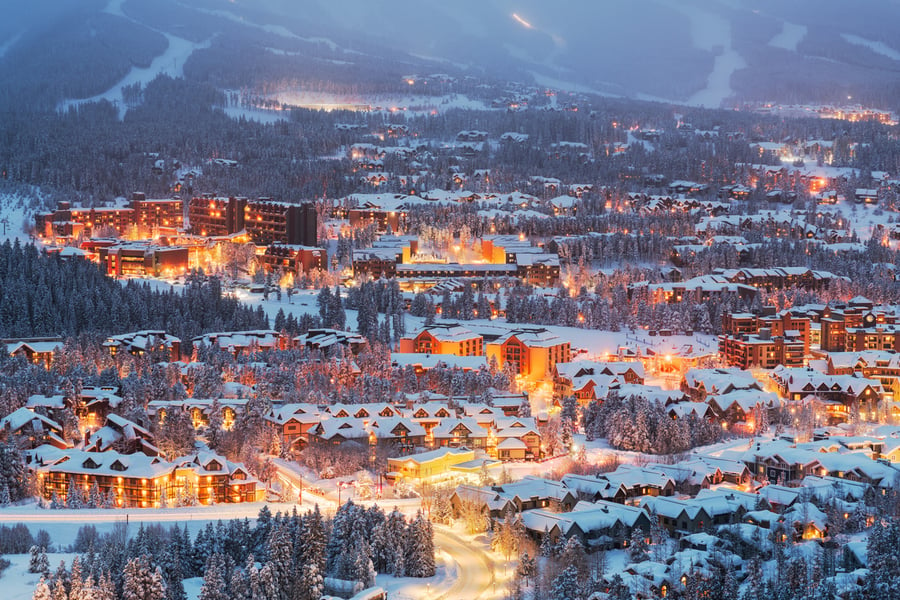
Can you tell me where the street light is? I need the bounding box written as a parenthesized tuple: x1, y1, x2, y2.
(337, 481, 352, 507)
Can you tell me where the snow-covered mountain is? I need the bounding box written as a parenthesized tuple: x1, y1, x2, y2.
(2, 0, 900, 108)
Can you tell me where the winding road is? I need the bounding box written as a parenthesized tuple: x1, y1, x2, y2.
(433, 526, 503, 600)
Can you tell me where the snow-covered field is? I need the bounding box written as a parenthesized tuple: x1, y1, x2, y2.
(4, 552, 79, 600)
(769, 22, 808, 52)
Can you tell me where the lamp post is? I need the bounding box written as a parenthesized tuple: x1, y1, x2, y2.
(337, 481, 351, 507)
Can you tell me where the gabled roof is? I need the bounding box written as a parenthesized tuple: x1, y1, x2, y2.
(0, 407, 63, 434)
(29, 445, 173, 479)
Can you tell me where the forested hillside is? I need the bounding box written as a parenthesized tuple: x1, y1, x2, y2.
(0, 241, 267, 340)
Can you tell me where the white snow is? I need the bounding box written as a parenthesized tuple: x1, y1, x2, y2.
(769, 22, 808, 52)
(0, 191, 41, 243)
(5, 552, 79, 600)
(58, 33, 213, 119)
(841, 33, 900, 62)
(659, 1, 745, 108)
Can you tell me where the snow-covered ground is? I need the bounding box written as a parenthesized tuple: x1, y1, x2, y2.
(4, 552, 78, 600)
(769, 22, 808, 52)
(659, 0, 745, 108)
(820, 195, 889, 242)
(841, 33, 900, 62)
(0, 191, 42, 244)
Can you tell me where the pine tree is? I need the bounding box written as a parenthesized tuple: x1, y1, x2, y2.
(96, 572, 116, 600)
(39, 548, 51, 578)
(297, 562, 323, 600)
(229, 565, 249, 600)
(264, 522, 293, 600)
(32, 578, 52, 600)
(66, 476, 84, 509)
(87, 482, 103, 509)
(199, 554, 228, 600)
(628, 529, 649, 563)
(123, 556, 167, 600)
(69, 557, 84, 600)
(29, 545, 42, 573)
(405, 511, 435, 577)
(50, 576, 67, 600)
(550, 565, 580, 600)
(517, 397, 532, 418)
(517, 551, 536, 586)
(257, 564, 277, 600)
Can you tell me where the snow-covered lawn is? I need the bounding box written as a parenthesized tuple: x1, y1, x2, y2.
(3, 552, 78, 600)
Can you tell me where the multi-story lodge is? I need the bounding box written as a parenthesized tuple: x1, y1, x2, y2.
(28, 446, 262, 507)
(35, 194, 184, 239)
(188, 195, 317, 246)
(261, 244, 326, 274)
(769, 365, 884, 422)
(719, 329, 806, 369)
(352, 235, 560, 288)
(399, 323, 569, 381)
(553, 361, 645, 405)
(399, 323, 484, 356)
(817, 297, 896, 352)
(719, 309, 812, 368)
(98, 243, 191, 278)
(485, 328, 571, 381)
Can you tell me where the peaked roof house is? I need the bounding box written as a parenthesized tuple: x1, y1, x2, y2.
(0, 407, 67, 449)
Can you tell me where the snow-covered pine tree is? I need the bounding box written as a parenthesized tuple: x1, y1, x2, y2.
(0, 480, 11, 506)
(50, 576, 66, 600)
(256, 564, 277, 600)
(198, 553, 228, 600)
(264, 521, 293, 600)
(38, 548, 51, 578)
(628, 528, 649, 563)
(229, 564, 248, 600)
(301, 505, 326, 575)
(404, 511, 435, 577)
(29, 545, 41, 573)
(32, 577, 51, 600)
(95, 572, 116, 600)
(66, 476, 84, 509)
(550, 565, 580, 600)
(69, 556, 84, 600)
(122, 556, 167, 600)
